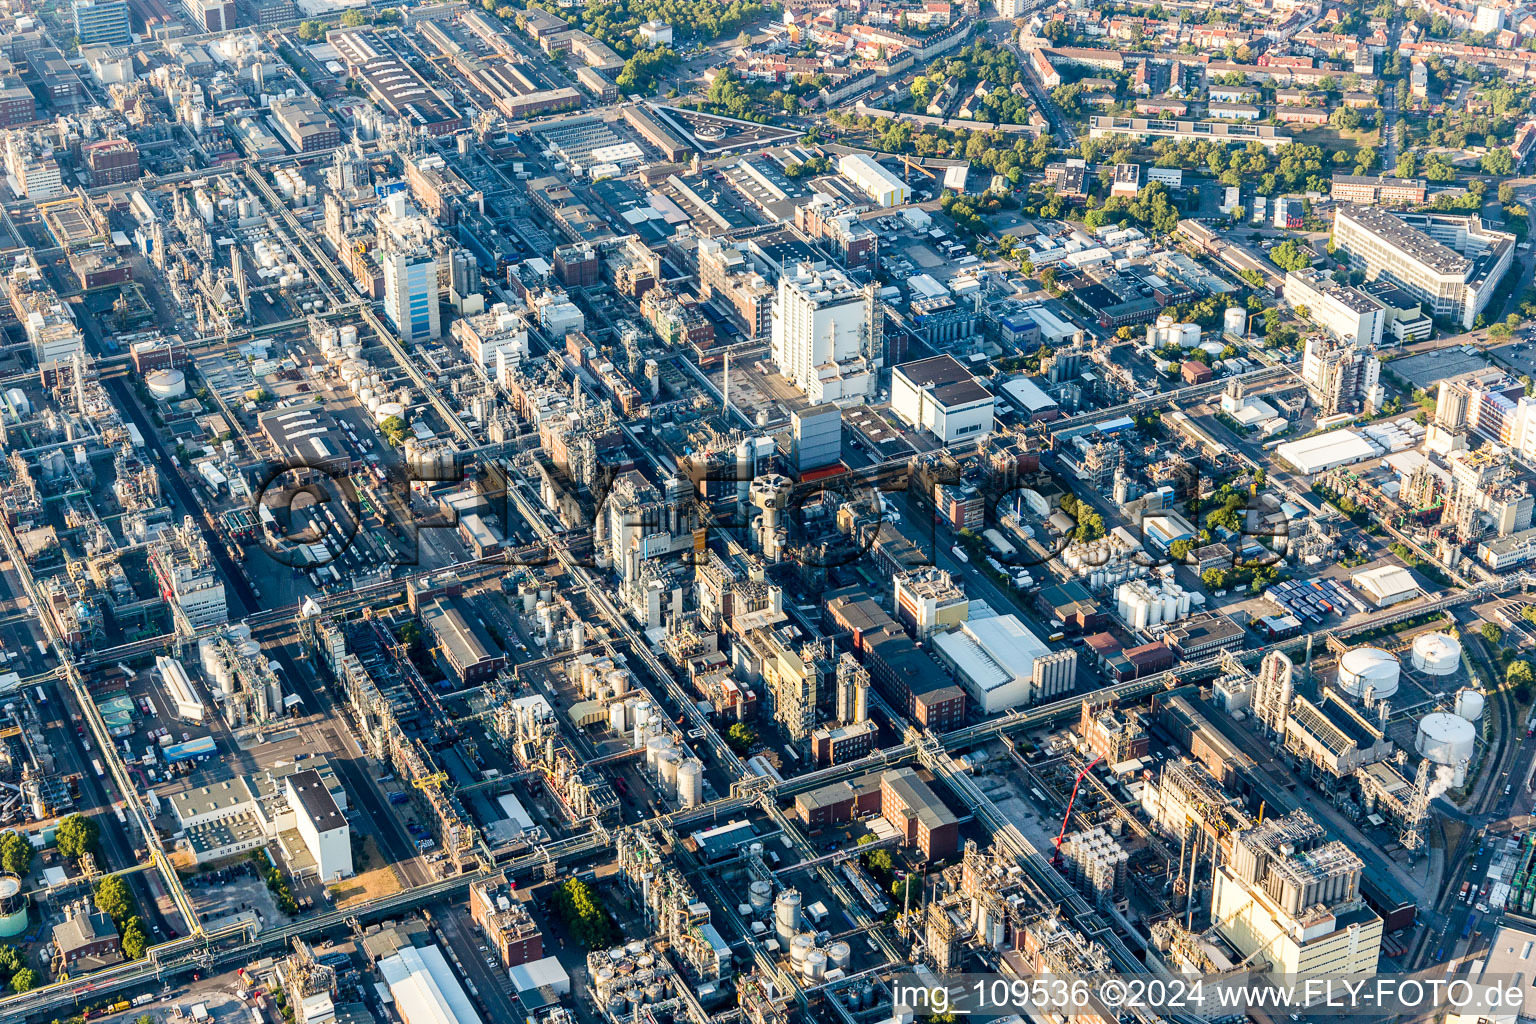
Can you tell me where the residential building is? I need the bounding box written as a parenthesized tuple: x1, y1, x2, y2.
(1331, 204, 1515, 330)
(770, 262, 878, 406)
(52, 900, 123, 970)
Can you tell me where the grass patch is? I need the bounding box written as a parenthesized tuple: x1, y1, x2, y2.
(328, 836, 402, 910)
(1288, 124, 1381, 155)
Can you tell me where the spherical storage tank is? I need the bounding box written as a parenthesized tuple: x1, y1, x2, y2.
(146, 369, 187, 400)
(1455, 687, 1485, 722)
(1412, 632, 1462, 675)
(1416, 712, 1476, 767)
(1337, 647, 1400, 699)
(0, 875, 27, 938)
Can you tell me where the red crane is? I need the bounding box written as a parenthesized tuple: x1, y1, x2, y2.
(1052, 755, 1103, 864)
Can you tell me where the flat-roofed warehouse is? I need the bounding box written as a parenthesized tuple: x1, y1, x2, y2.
(257, 405, 356, 477)
(329, 29, 464, 135)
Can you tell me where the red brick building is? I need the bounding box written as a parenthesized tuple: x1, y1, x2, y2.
(470, 876, 544, 966)
(880, 767, 959, 860)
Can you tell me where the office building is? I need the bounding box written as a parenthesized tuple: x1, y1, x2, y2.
(1211, 810, 1382, 976)
(81, 139, 139, 185)
(149, 517, 228, 629)
(770, 262, 877, 406)
(270, 96, 340, 153)
(1332, 204, 1515, 330)
(72, 0, 131, 46)
(1329, 174, 1427, 206)
(880, 767, 959, 860)
(470, 876, 544, 966)
(383, 247, 441, 343)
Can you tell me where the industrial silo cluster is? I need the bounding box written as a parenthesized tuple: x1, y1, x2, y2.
(1058, 828, 1129, 907)
(608, 696, 702, 809)
(588, 941, 681, 1019)
(1062, 529, 1145, 591)
(315, 324, 408, 427)
(1115, 579, 1200, 630)
(747, 888, 852, 983)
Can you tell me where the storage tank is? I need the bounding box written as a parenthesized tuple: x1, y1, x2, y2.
(1161, 593, 1177, 622)
(1416, 712, 1476, 768)
(659, 750, 680, 794)
(146, 369, 187, 400)
(677, 758, 702, 808)
(1223, 306, 1247, 336)
(340, 362, 362, 383)
(789, 932, 815, 968)
(606, 668, 628, 696)
(374, 402, 404, 425)
(827, 941, 851, 971)
(774, 889, 802, 946)
(645, 736, 672, 771)
(1411, 632, 1462, 675)
(0, 875, 26, 937)
(1337, 647, 1401, 699)
(610, 701, 628, 735)
(339, 325, 358, 348)
(749, 880, 773, 914)
(1455, 687, 1485, 722)
(803, 948, 828, 980)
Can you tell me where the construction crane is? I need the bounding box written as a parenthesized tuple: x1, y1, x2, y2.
(903, 154, 937, 183)
(1052, 755, 1103, 864)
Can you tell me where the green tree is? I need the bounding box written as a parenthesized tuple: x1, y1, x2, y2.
(121, 916, 149, 960)
(0, 945, 23, 979)
(1202, 568, 1228, 589)
(862, 847, 894, 876)
(552, 878, 617, 949)
(0, 832, 31, 876)
(1169, 539, 1195, 562)
(56, 814, 99, 860)
(1269, 239, 1312, 272)
(95, 874, 135, 924)
(726, 722, 756, 754)
(1482, 622, 1504, 645)
(297, 20, 325, 40)
(9, 968, 34, 994)
(339, 8, 365, 26)
(1508, 660, 1533, 687)
(379, 415, 407, 446)
(1482, 149, 1514, 176)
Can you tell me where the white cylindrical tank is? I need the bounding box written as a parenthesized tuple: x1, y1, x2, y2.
(572, 620, 585, 650)
(1223, 306, 1246, 336)
(607, 668, 628, 696)
(0, 875, 27, 937)
(374, 402, 404, 425)
(610, 701, 628, 735)
(803, 949, 828, 980)
(749, 880, 773, 914)
(1455, 688, 1485, 722)
(659, 751, 680, 794)
(1338, 647, 1401, 699)
(146, 369, 187, 399)
(340, 362, 362, 383)
(645, 735, 672, 771)
(1161, 593, 1177, 622)
(789, 933, 815, 968)
(339, 325, 358, 347)
(1416, 712, 1477, 766)
(1411, 632, 1462, 675)
(774, 890, 802, 945)
(827, 941, 851, 971)
(677, 758, 702, 808)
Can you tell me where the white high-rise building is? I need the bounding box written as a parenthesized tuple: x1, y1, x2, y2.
(383, 247, 441, 343)
(1332, 204, 1514, 330)
(288, 769, 352, 882)
(1284, 268, 1385, 349)
(770, 262, 877, 406)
